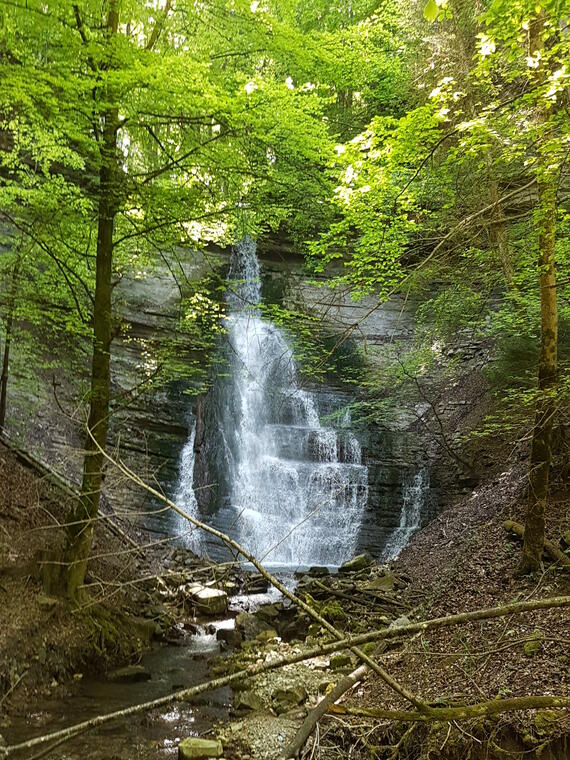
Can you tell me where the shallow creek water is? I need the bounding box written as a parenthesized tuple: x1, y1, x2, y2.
(6, 587, 284, 759)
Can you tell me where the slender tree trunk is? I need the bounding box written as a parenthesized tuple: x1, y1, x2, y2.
(518, 170, 558, 574)
(63, 1, 120, 599)
(517, 12, 558, 575)
(0, 256, 20, 433)
(489, 177, 513, 287)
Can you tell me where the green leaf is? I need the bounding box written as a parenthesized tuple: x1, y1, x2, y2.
(423, 0, 439, 23)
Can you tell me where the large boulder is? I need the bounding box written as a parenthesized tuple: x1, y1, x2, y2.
(255, 603, 283, 622)
(235, 611, 274, 640)
(188, 585, 228, 616)
(216, 627, 243, 648)
(178, 737, 223, 759)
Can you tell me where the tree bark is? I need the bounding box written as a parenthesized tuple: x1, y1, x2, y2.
(518, 12, 558, 575)
(62, 1, 121, 599)
(284, 664, 369, 759)
(489, 177, 513, 287)
(504, 520, 570, 568)
(0, 255, 20, 433)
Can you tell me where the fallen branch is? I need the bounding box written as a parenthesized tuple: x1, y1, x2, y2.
(329, 695, 570, 722)
(1, 595, 569, 757)
(284, 664, 369, 760)
(504, 520, 570, 568)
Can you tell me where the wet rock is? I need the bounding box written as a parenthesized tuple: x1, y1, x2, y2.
(106, 664, 151, 684)
(255, 603, 283, 622)
(338, 553, 374, 573)
(190, 586, 228, 616)
(216, 628, 243, 648)
(308, 566, 330, 577)
(235, 612, 274, 640)
(178, 736, 223, 759)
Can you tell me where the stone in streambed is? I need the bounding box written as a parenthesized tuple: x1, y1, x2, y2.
(178, 737, 223, 759)
(106, 664, 151, 684)
(308, 566, 330, 577)
(235, 612, 274, 640)
(216, 628, 243, 648)
(255, 602, 283, 621)
(189, 586, 228, 615)
(338, 553, 374, 573)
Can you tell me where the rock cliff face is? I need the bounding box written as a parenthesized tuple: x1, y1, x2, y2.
(3, 242, 483, 559)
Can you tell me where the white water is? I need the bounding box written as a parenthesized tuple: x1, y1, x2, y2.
(382, 469, 429, 562)
(176, 237, 369, 566)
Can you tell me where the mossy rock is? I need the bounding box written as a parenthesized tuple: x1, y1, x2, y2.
(523, 630, 543, 657)
(339, 553, 374, 574)
(321, 600, 346, 622)
(330, 653, 352, 669)
(534, 710, 563, 736)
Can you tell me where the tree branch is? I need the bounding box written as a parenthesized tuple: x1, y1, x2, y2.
(329, 695, 570, 723)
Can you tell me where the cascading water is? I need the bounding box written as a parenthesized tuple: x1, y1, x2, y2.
(175, 237, 369, 566)
(381, 469, 429, 561)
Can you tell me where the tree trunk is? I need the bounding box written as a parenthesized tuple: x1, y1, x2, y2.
(517, 12, 559, 575)
(489, 177, 513, 287)
(62, 1, 120, 599)
(0, 255, 20, 433)
(518, 170, 558, 574)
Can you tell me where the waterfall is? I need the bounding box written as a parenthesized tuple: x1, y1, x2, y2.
(382, 469, 428, 561)
(175, 237, 368, 566)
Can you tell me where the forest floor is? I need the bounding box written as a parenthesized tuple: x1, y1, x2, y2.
(314, 465, 570, 760)
(0, 439, 569, 759)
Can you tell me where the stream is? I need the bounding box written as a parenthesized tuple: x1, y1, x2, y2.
(5, 585, 286, 759)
